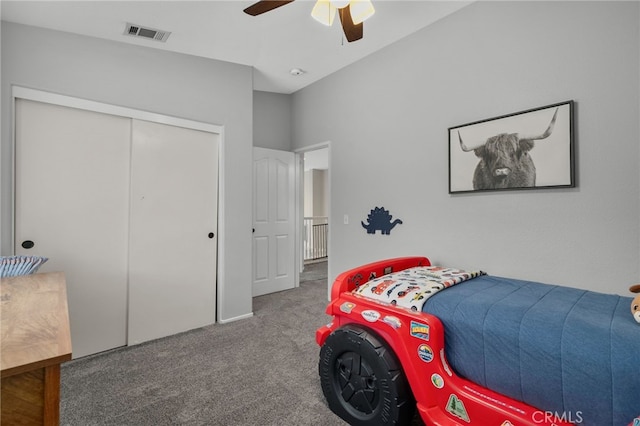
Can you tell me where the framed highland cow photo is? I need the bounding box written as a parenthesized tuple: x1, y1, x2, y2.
(448, 100, 574, 194)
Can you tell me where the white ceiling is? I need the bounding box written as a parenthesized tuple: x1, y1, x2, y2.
(1, 0, 472, 94)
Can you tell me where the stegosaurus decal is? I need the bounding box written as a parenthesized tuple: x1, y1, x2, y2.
(361, 207, 403, 235)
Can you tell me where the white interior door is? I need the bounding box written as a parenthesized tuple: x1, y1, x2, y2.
(14, 99, 131, 358)
(128, 119, 218, 345)
(253, 147, 296, 296)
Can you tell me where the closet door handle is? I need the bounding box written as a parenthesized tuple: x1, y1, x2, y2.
(21, 240, 35, 249)
(208, 232, 215, 239)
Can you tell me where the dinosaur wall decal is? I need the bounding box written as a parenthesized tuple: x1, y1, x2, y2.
(361, 207, 403, 235)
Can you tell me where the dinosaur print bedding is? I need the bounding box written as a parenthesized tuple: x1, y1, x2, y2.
(353, 266, 485, 311)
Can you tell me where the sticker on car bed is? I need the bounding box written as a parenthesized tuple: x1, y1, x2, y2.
(361, 310, 381, 322)
(633, 418, 640, 426)
(446, 394, 470, 423)
(348, 273, 365, 288)
(382, 316, 402, 329)
(410, 321, 430, 341)
(340, 302, 355, 314)
(501, 421, 514, 426)
(417, 344, 434, 363)
(431, 373, 444, 389)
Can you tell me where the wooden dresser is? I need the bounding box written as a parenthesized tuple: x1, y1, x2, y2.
(1, 272, 72, 425)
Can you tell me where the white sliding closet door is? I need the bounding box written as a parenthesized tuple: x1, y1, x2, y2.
(14, 99, 131, 358)
(128, 120, 218, 345)
(15, 97, 220, 357)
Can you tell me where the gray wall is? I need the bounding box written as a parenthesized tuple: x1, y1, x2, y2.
(292, 1, 640, 296)
(1, 22, 254, 321)
(304, 169, 328, 218)
(253, 90, 291, 150)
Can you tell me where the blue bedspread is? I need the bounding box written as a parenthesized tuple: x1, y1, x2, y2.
(422, 275, 640, 426)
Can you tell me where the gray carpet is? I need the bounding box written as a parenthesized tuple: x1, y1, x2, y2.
(60, 261, 348, 425)
(300, 260, 329, 283)
(60, 261, 425, 425)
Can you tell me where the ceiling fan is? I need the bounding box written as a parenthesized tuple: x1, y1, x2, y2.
(243, 0, 375, 43)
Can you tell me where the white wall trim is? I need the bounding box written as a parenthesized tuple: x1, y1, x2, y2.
(294, 153, 303, 288)
(293, 141, 331, 154)
(215, 126, 230, 322)
(12, 86, 223, 134)
(217, 312, 254, 324)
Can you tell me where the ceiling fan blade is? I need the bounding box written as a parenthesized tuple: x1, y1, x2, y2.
(338, 4, 363, 42)
(243, 0, 295, 16)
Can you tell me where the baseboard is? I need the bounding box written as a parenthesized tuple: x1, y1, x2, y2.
(218, 312, 254, 324)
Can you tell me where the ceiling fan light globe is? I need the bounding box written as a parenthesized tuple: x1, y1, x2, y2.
(311, 0, 337, 26)
(329, 0, 351, 9)
(349, 0, 375, 25)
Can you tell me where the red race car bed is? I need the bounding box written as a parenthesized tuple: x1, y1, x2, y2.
(316, 256, 640, 426)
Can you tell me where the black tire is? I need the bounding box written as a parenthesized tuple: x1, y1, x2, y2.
(319, 324, 415, 425)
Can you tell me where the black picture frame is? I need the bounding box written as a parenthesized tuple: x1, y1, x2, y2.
(448, 100, 574, 194)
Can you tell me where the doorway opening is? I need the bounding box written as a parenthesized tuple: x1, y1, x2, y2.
(299, 146, 329, 284)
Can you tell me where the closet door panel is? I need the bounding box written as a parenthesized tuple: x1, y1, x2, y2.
(128, 119, 218, 345)
(14, 99, 130, 358)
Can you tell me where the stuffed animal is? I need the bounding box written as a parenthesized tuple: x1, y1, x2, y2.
(630, 285, 640, 323)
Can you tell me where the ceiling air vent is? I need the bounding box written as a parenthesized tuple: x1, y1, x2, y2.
(124, 23, 171, 42)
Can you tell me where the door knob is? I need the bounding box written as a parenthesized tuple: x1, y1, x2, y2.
(208, 232, 215, 239)
(21, 240, 35, 249)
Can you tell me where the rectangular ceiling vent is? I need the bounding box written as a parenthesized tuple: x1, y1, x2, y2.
(124, 23, 171, 42)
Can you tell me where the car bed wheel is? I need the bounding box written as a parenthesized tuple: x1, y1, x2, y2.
(319, 324, 415, 425)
